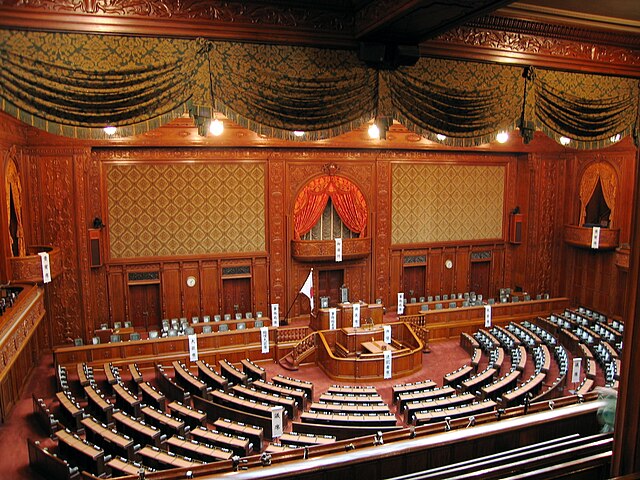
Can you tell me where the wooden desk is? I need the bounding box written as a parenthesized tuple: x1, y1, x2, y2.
(139, 381, 166, 411)
(241, 358, 266, 382)
(107, 456, 155, 477)
(360, 340, 395, 354)
(300, 411, 397, 427)
(196, 360, 229, 392)
(165, 435, 234, 462)
(272, 375, 314, 400)
(190, 426, 253, 456)
(278, 431, 336, 446)
(168, 401, 207, 429)
(81, 416, 138, 460)
(172, 361, 211, 399)
(137, 445, 203, 470)
(141, 405, 188, 437)
(55, 391, 85, 432)
(391, 380, 438, 404)
(55, 428, 107, 476)
(232, 384, 298, 418)
(83, 384, 114, 424)
(219, 359, 249, 386)
(212, 418, 264, 449)
(113, 383, 142, 418)
(253, 379, 308, 410)
(113, 411, 164, 448)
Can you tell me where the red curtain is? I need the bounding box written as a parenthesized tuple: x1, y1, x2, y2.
(293, 175, 368, 239)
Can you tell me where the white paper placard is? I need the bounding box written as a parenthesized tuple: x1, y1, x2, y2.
(335, 237, 343, 262)
(383, 324, 392, 344)
(397, 293, 405, 315)
(271, 406, 284, 439)
(260, 326, 270, 353)
(270, 303, 280, 327)
(352, 302, 361, 328)
(38, 251, 52, 284)
(591, 226, 601, 249)
(484, 304, 492, 328)
(383, 349, 392, 379)
(188, 334, 199, 361)
(571, 357, 582, 384)
(328, 308, 337, 330)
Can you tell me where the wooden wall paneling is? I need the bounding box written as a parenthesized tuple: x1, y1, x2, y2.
(511, 155, 531, 291)
(441, 247, 456, 294)
(107, 266, 126, 326)
(427, 250, 442, 296)
(252, 257, 269, 315)
(491, 246, 505, 296)
(374, 158, 391, 306)
(181, 261, 201, 319)
(389, 251, 402, 307)
(201, 261, 219, 316)
(29, 147, 86, 346)
(267, 156, 286, 310)
(455, 248, 469, 294)
(162, 263, 182, 319)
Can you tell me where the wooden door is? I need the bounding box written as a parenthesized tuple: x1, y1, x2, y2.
(128, 284, 161, 331)
(470, 261, 491, 298)
(318, 269, 344, 307)
(222, 277, 252, 317)
(403, 265, 426, 300)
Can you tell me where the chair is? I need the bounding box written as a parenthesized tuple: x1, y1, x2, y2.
(376, 298, 382, 304)
(410, 297, 417, 304)
(524, 294, 531, 301)
(256, 311, 263, 318)
(219, 324, 229, 332)
(202, 325, 212, 334)
(185, 327, 195, 335)
(192, 316, 199, 324)
(124, 321, 132, 328)
(130, 332, 141, 341)
(73, 338, 83, 346)
(91, 337, 100, 345)
(435, 303, 443, 310)
(168, 329, 178, 337)
(254, 320, 264, 328)
(419, 296, 425, 302)
(100, 323, 108, 330)
(203, 315, 211, 323)
(113, 322, 122, 329)
(536, 294, 542, 300)
(449, 302, 457, 308)
(435, 295, 441, 301)
(214, 315, 221, 322)
(487, 298, 495, 305)
(110, 334, 121, 343)
(512, 296, 520, 302)
(149, 330, 159, 339)
(235, 313, 242, 320)
(420, 304, 429, 312)
(462, 301, 470, 307)
(224, 314, 231, 321)
(236, 322, 246, 330)
(245, 312, 253, 319)
(442, 294, 448, 301)
(427, 296, 433, 302)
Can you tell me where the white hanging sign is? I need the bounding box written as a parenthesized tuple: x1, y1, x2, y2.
(571, 357, 582, 384)
(383, 349, 392, 379)
(270, 303, 280, 327)
(328, 308, 337, 330)
(335, 237, 343, 262)
(38, 251, 52, 284)
(352, 302, 361, 328)
(188, 334, 199, 361)
(260, 326, 270, 353)
(397, 293, 405, 315)
(383, 324, 392, 344)
(484, 304, 492, 328)
(271, 406, 284, 439)
(591, 227, 601, 249)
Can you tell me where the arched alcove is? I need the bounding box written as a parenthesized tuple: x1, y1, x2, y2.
(4, 154, 25, 257)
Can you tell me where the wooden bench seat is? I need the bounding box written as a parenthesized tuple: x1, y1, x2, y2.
(272, 375, 314, 399)
(112, 410, 165, 448)
(241, 358, 267, 382)
(212, 417, 264, 449)
(413, 400, 497, 426)
(33, 393, 59, 437)
(196, 360, 229, 392)
(107, 456, 155, 477)
(253, 379, 308, 410)
(28, 438, 80, 480)
(137, 445, 204, 470)
(291, 420, 402, 441)
(392, 380, 437, 404)
(190, 425, 254, 456)
(165, 435, 234, 462)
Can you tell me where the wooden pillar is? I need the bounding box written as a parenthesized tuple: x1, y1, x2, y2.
(612, 148, 640, 476)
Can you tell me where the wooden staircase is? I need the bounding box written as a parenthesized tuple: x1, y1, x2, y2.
(278, 332, 318, 371)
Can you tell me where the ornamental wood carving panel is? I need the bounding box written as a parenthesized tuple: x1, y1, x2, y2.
(374, 159, 391, 303)
(267, 158, 286, 308)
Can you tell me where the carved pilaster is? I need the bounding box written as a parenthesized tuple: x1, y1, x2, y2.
(268, 157, 286, 308)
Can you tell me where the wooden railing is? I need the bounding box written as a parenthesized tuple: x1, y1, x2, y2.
(278, 331, 318, 370)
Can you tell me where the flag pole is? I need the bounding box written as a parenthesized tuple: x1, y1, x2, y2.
(283, 269, 313, 325)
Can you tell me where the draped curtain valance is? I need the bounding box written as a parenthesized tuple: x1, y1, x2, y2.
(0, 29, 638, 148)
(579, 161, 618, 227)
(293, 175, 368, 239)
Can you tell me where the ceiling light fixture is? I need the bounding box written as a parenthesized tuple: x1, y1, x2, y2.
(559, 136, 571, 146)
(496, 131, 509, 144)
(436, 134, 447, 141)
(209, 117, 224, 136)
(103, 125, 117, 135)
(293, 130, 305, 137)
(368, 123, 380, 139)
(610, 133, 621, 143)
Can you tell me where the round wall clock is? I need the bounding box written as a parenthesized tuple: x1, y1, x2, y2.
(445, 259, 453, 269)
(186, 276, 197, 287)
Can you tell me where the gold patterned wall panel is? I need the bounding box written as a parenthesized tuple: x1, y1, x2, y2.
(106, 163, 265, 258)
(392, 164, 505, 244)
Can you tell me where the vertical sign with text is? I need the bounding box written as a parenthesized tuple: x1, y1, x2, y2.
(270, 303, 280, 327)
(352, 302, 361, 328)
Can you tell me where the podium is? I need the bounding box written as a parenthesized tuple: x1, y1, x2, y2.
(312, 302, 383, 331)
